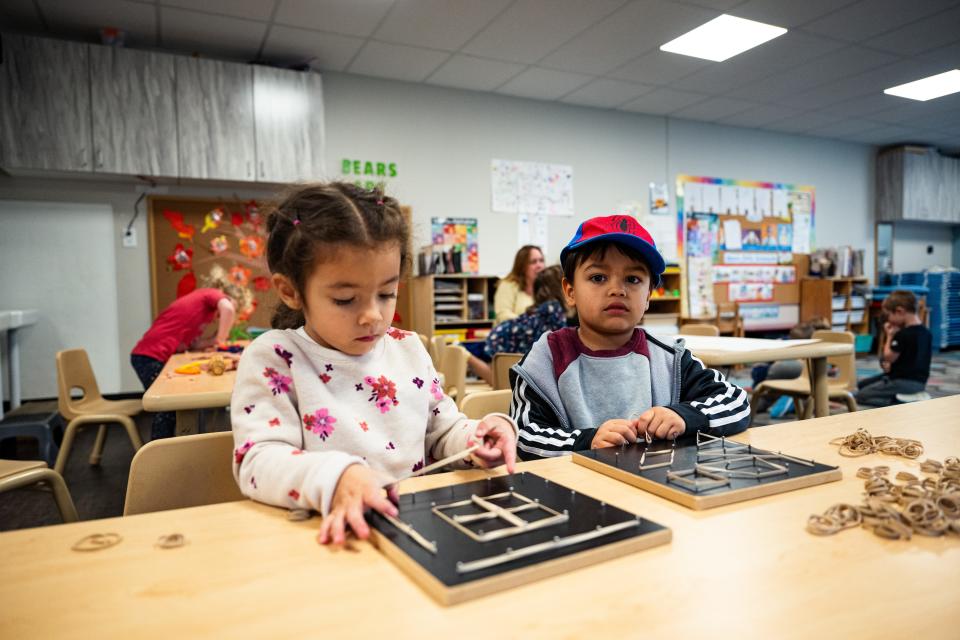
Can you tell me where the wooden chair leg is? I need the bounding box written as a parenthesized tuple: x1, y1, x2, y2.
(55, 418, 82, 476)
(55, 415, 144, 476)
(89, 424, 108, 465)
(802, 397, 814, 420)
(842, 392, 858, 413)
(749, 388, 766, 424)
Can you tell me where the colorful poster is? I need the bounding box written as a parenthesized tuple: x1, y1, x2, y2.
(431, 217, 479, 274)
(491, 159, 574, 216)
(687, 256, 716, 318)
(649, 182, 670, 215)
(685, 213, 718, 259)
(741, 228, 763, 250)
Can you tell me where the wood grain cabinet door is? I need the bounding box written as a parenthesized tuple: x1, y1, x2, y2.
(0, 34, 92, 172)
(253, 66, 325, 183)
(176, 56, 255, 181)
(90, 46, 177, 177)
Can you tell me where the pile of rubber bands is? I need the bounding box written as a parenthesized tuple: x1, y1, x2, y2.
(807, 457, 960, 540)
(829, 428, 924, 459)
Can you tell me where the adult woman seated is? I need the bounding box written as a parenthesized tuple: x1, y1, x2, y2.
(493, 245, 545, 323)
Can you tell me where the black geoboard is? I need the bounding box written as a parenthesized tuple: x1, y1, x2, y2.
(573, 433, 841, 510)
(367, 471, 671, 605)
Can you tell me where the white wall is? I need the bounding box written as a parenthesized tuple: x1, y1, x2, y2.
(1, 71, 884, 400)
(893, 221, 957, 272)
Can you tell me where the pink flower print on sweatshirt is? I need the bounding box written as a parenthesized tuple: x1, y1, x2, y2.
(429, 377, 443, 401)
(263, 367, 292, 395)
(234, 439, 254, 464)
(386, 327, 407, 340)
(364, 375, 399, 414)
(303, 408, 337, 440)
(274, 344, 293, 368)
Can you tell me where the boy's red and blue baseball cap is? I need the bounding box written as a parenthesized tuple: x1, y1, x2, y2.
(560, 215, 666, 284)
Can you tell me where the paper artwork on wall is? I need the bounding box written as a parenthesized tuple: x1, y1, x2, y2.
(432, 217, 479, 274)
(649, 182, 670, 215)
(491, 159, 574, 216)
(719, 185, 738, 215)
(685, 213, 718, 259)
(772, 189, 788, 218)
(712, 265, 795, 284)
(620, 200, 680, 264)
(722, 219, 742, 250)
(728, 282, 774, 302)
(687, 256, 716, 318)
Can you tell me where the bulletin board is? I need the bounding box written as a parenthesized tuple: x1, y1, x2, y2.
(148, 196, 276, 330)
(677, 175, 815, 330)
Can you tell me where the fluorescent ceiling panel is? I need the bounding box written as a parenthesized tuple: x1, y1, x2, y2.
(659, 14, 786, 62)
(884, 70, 960, 101)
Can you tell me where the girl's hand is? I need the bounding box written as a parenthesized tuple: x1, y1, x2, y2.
(469, 415, 517, 473)
(318, 464, 397, 546)
(634, 407, 686, 441)
(591, 419, 639, 449)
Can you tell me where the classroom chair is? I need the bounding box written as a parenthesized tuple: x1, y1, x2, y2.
(0, 459, 78, 523)
(491, 353, 522, 390)
(54, 348, 144, 476)
(459, 389, 512, 420)
(430, 336, 447, 369)
(715, 302, 744, 337)
(749, 330, 858, 421)
(124, 431, 244, 515)
(679, 323, 720, 337)
(439, 344, 469, 406)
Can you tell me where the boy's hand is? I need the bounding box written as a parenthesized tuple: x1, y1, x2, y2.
(318, 464, 397, 546)
(881, 360, 891, 373)
(634, 407, 686, 441)
(591, 419, 639, 449)
(469, 415, 517, 473)
(884, 321, 899, 337)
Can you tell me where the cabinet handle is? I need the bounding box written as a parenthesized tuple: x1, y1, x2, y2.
(79, 147, 87, 168)
(95, 148, 103, 169)
(247, 161, 251, 178)
(259, 160, 264, 178)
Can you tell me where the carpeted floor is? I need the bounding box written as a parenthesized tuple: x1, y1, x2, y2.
(2, 350, 958, 532)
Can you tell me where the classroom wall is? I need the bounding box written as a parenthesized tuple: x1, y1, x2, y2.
(0, 71, 894, 399)
(892, 221, 958, 272)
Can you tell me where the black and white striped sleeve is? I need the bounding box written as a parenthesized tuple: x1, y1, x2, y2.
(509, 369, 593, 459)
(668, 350, 751, 436)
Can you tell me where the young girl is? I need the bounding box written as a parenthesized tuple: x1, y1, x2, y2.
(468, 265, 572, 386)
(231, 182, 517, 545)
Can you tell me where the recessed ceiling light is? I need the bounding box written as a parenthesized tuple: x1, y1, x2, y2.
(659, 14, 787, 62)
(884, 70, 960, 101)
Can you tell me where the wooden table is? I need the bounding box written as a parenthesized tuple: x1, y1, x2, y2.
(2, 397, 958, 638)
(141, 352, 238, 435)
(679, 335, 854, 418)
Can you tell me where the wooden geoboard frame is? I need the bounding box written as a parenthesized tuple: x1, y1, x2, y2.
(368, 472, 671, 606)
(573, 433, 841, 510)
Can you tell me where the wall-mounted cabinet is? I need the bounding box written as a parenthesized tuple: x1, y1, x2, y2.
(0, 34, 92, 172)
(90, 46, 177, 177)
(253, 66, 326, 183)
(0, 33, 325, 184)
(176, 56, 256, 181)
(877, 146, 960, 223)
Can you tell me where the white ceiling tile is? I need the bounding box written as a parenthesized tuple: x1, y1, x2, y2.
(461, 0, 627, 64)
(347, 40, 449, 82)
(804, 118, 887, 137)
(863, 6, 960, 56)
(261, 25, 364, 71)
(539, 0, 716, 75)
(159, 0, 274, 21)
(160, 7, 265, 59)
(735, 46, 898, 103)
(619, 88, 708, 114)
(669, 58, 774, 94)
(0, 0, 43, 31)
(841, 123, 914, 143)
(608, 50, 709, 85)
(819, 94, 907, 119)
(729, 0, 858, 28)
(683, 0, 743, 10)
(425, 54, 526, 92)
(761, 111, 842, 133)
(714, 103, 805, 127)
(671, 97, 758, 121)
(39, 0, 158, 46)
(730, 29, 847, 71)
(373, 0, 511, 52)
(495, 67, 594, 101)
(560, 78, 653, 108)
(803, 0, 959, 43)
(275, 0, 393, 37)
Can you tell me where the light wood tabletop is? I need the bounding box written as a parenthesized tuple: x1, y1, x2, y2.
(682, 335, 854, 418)
(141, 351, 240, 435)
(2, 397, 958, 639)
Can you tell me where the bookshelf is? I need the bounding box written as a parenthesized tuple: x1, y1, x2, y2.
(800, 277, 870, 334)
(410, 275, 500, 340)
(641, 266, 682, 331)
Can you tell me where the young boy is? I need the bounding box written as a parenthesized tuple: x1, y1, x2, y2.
(509, 215, 751, 459)
(855, 290, 932, 406)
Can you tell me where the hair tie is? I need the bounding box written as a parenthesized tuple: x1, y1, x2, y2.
(292, 216, 301, 226)
(376, 199, 384, 206)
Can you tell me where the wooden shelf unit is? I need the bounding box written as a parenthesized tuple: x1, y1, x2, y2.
(642, 266, 682, 328)
(800, 277, 870, 334)
(411, 275, 500, 339)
